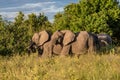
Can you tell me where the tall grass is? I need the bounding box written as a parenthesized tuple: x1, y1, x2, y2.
(0, 53, 120, 80)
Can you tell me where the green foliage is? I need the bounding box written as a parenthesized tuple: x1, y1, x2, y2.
(0, 17, 14, 55)
(53, 0, 120, 42)
(14, 11, 24, 26)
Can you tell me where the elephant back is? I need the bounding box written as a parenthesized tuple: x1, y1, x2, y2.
(51, 30, 64, 42)
(61, 30, 75, 46)
(38, 30, 50, 46)
(77, 31, 89, 41)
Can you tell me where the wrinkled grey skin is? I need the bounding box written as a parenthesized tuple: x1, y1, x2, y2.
(60, 30, 75, 56)
(28, 30, 51, 56)
(71, 31, 100, 57)
(97, 33, 112, 47)
(42, 30, 100, 57)
(42, 30, 76, 57)
(42, 30, 64, 57)
(28, 30, 100, 57)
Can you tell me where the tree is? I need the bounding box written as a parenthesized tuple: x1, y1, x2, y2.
(14, 11, 24, 26)
(0, 12, 52, 55)
(53, 0, 120, 44)
(0, 16, 14, 55)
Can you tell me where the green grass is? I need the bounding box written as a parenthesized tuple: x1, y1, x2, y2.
(0, 53, 120, 80)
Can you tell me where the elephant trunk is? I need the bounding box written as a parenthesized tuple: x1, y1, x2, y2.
(27, 40, 37, 55)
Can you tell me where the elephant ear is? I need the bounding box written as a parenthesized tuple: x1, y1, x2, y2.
(32, 33, 39, 44)
(38, 30, 50, 46)
(51, 30, 63, 41)
(77, 31, 89, 40)
(61, 30, 75, 46)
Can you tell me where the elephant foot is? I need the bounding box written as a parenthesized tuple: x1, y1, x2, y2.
(38, 47, 43, 57)
(74, 54, 81, 58)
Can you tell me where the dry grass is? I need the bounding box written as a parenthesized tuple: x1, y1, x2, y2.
(0, 52, 120, 80)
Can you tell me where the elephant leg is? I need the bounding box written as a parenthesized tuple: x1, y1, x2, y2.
(27, 48, 31, 56)
(60, 45, 71, 56)
(37, 46, 43, 57)
(47, 45, 53, 57)
(27, 42, 36, 56)
(74, 54, 81, 58)
(42, 42, 52, 58)
(88, 35, 97, 54)
(53, 44, 62, 55)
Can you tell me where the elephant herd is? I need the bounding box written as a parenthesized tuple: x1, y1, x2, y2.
(28, 30, 112, 57)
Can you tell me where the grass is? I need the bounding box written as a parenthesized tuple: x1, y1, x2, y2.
(1, 52, 120, 80)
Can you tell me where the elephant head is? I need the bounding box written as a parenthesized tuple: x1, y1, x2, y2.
(97, 33, 112, 47)
(32, 33, 39, 45)
(27, 40, 37, 55)
(28, 30, 51, 56)
(42, 30, 64, 57)
(28, 33, 39, 55)
(61, 30, 75, 46)
(51, 30, 64, 44)
(38, 30, 51, 46)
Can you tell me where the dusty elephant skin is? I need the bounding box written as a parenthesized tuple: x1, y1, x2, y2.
(71, 31, 100, 57)
(28, 30, 51, 57)
(60, 30, 75, 56)
(42, 30, 64, 57)
(42, 30, 76, 57)
(42, 30, 100, 57)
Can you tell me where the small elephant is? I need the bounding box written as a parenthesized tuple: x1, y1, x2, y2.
(28, 30, 51, 56)
(97, 33, 112, 47)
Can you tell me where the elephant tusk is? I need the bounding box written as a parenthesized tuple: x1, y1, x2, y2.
(101, 40, 109, 46)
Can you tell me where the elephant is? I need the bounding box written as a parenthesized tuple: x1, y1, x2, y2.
(71, 31, 100, 57)
(28, 30, 51, 56)
(97, 33, 112, 52)
(97, 33, 112, 47)
(60, 30, 75, 56)
(42, 30, 64, 57)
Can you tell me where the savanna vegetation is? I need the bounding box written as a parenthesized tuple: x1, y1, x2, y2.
(1, 53, 120, 80)
(1, 0, 120, 79)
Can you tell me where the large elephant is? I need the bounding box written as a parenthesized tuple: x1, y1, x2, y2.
(42, 30, 64, 57)
(60, 30, 75, 56)
(28, 30, 51, 56)
(71, 31, 100, 57)
(97, 33, 112, 47)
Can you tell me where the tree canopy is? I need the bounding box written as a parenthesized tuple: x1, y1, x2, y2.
(53, 0, 120, 43)
(0, 12, 51, 56)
